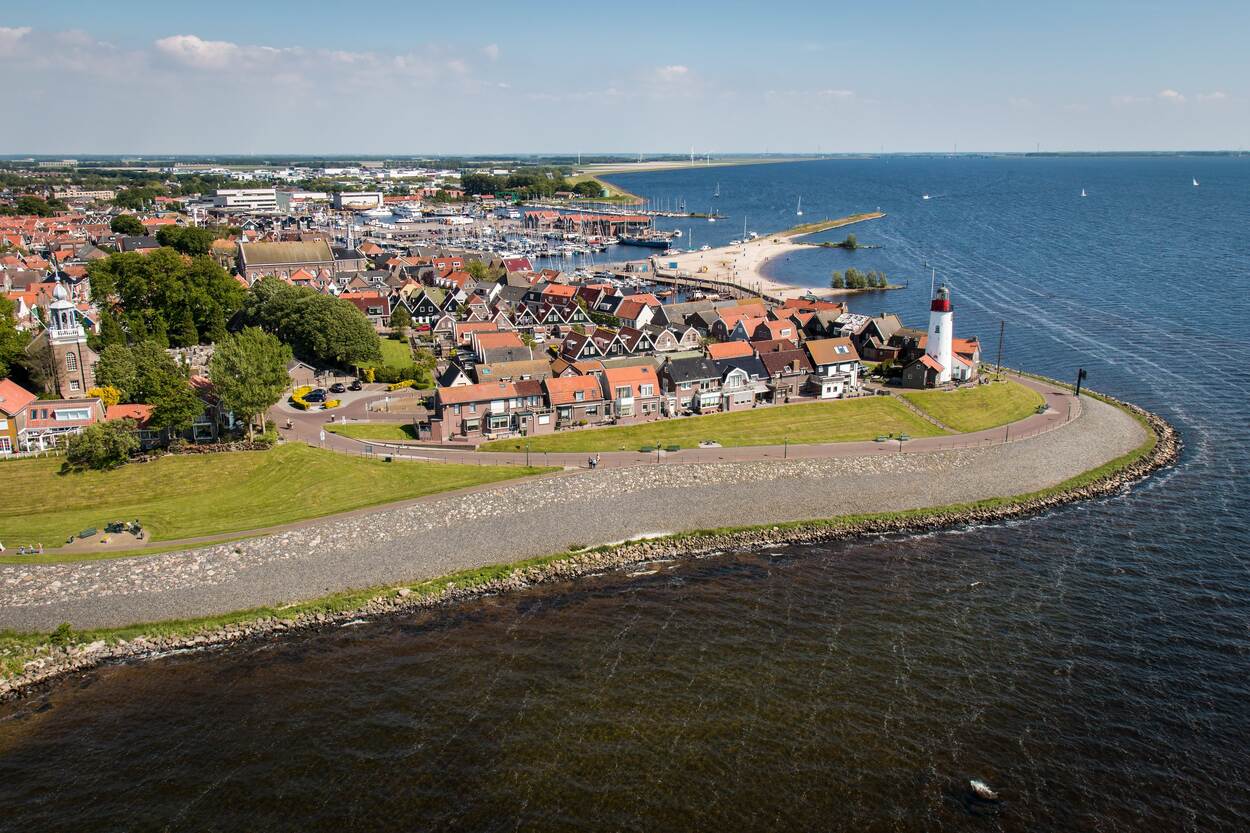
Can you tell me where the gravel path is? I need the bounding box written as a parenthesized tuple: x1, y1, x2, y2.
(0, 394, 1143, 631)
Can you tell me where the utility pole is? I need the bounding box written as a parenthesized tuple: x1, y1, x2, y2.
(1074, 368, 1088, 398)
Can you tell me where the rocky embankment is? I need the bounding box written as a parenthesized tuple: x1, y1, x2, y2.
(1, 395, 1179, 703)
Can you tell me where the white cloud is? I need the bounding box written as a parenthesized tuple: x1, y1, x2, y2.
(655, 64, 689, 81)
(1198, 91, 1227, 102)
(0, 26, 31, 54)
(1157, 88, 1186, 103)
(154, 34, 241, 70)
(482, 43, 500, 61)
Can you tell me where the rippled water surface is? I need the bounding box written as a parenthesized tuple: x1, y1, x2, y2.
(2, 157, 1249, 832)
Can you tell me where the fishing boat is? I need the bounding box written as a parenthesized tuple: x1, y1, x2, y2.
(796, 196, 804, 216)
(617, 234, 673, 249)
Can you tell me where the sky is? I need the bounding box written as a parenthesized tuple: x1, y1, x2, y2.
(2, 0, 1247, 155)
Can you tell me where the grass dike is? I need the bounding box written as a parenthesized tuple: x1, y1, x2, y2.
(0, 386, 1179, 701)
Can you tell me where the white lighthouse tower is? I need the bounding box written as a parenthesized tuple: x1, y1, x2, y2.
(925, 283, 954, 384)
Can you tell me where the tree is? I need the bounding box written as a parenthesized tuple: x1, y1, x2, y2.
(86, 385, 122, 408)
(466, 260, 492, 283)
(0, 295, 31, 378)
(93, 312, 127, 350)
(156, 225, 215, 256)
(390, 305, 411, 340)
(842, 233, 858, 250)
(209, 327, 292, 440)
(171, 304, 199, 348)
(241, 277, 381, 367)
(88, 249, 244, 346)
(110, 215, 145, 236)
(95, 343, 139, 401)
(64, 420, 139, 471)
(148, 373, 202, 436)
(830, 271, 846, 289)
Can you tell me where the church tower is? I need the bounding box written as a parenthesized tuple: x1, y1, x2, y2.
(45, 279, 97, 398)
(925, 283, 954, 384)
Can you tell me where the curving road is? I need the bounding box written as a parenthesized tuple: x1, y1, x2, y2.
(0, 383, 1144, 632)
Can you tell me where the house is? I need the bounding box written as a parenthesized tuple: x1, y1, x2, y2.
(436, 361, 473, 388)
(759, 349, 815, 402)
(803, 337, 862, 398)
(729, 316, 769, 343)
(340, 291, 391, 329)
(406, 287, 447, 325)
(901, 354, 945, 389)
(452, 321, 500, 347)
(471, 331, 531, 364)
(718, 364, 758, 412)
(11, 394, 106, 453)
(600, 365, 662, 423)
(659, 356, 724, 414)
(706, 340, 755, 362)
(475, 358, 550, 383)
(544, 375, 610, 428)
(427, 380, 552, 442)
(753, 319, 799, 344)
(106, 403, 163, 449)
(0, 378, 37, 454)
(614, 296, 658, 329)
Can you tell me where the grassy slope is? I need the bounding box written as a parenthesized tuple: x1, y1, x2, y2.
(0, 444, 551, 545)
(902, 379, 1044, 433)
(325, 423, 418, 441)
(481, 398, 943, 453)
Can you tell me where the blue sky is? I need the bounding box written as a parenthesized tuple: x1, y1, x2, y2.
(2, 0, 1246, 154)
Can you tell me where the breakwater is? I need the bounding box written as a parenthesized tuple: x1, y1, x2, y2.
(0, 393, 1177, 703)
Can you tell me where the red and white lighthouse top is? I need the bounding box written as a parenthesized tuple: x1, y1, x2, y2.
(931, 284, 952, 312)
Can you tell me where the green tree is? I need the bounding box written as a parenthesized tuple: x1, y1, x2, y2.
(209, 327, 292, 440)
(171, 305, 199, 348)
(842, 233, 858, 250)
(466, 260, 492, 283)
(64, 420, 140, 471)
(830, 271, 845, 289)
(390, 304, 411, 340)
(0, 296, 31, 378)
(156, 225, 215, 256)
(148, 375, 203, 436)
(242, 277, 382, 367)
(95, 343, 139, 401)
(110, 215, 146, 235)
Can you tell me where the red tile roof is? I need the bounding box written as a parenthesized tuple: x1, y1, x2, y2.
(0, 379, 37, 416)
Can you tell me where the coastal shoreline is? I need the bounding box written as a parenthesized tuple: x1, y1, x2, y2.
(655, 212, 888, 301)
(0, 388, 1180, 704)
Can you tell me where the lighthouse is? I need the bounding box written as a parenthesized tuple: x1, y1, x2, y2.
(925, 283, 954, 384)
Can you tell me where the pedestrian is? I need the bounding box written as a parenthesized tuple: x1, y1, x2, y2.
(0, 540, 5, 553)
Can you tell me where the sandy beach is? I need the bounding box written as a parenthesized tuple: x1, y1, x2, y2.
(654, 212, 886, 301)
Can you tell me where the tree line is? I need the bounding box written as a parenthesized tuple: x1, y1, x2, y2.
(831, 267, 889, 289)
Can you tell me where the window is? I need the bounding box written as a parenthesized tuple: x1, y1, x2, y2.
(585, 406, 599, 416)
(835, 345, 849, 354)
(574, 390, 585, 401)
(55, 408, 90, 421)
(65, 351, 78, 371)
(615, 385, 632, 400)
(640, 384, 654, 397)
(70, 380, 80, 392)
(0, 437, 10, 453)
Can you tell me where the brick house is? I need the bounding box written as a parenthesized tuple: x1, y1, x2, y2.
(600, 365, 662, 424)
(544, 375, 610, 428)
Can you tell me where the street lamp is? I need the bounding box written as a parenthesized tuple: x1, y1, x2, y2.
(1074, 367, 1088, 398)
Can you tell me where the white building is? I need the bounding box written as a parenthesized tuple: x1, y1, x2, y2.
(332, 192, 385, 211)
(212, 188, 278, 212)
(924, 283, 954, 384)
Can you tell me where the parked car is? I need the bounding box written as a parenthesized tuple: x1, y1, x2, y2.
(348, 380, 363, 391)
(329, 382, 346, 394)
(304, 388, 327, 403)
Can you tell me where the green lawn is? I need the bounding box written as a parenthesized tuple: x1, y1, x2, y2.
(480, 397, 944, 453)
(902, 379, 1044, 433)
(326, 422, 418, 441)
(0, 444, 552, 547)
(378, 337, 413, 368)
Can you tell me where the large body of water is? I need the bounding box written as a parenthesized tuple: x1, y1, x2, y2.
(2, 157, 1249, 831)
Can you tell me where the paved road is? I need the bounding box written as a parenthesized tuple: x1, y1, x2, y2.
(0, 390, 1143, 631)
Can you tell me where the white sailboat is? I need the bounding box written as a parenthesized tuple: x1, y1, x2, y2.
(796, 196, 804, 217)
(1193, 177, 1200, 187)
(713, 182, 720, 198)
(707, 206, 716, 223)
(1080, 188, 1087, 198)
(922, 193, 931, 201)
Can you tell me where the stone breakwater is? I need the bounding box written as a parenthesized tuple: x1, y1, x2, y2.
(0, 395, 1179, 703)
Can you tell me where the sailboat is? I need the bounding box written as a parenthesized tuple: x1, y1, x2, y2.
(796, 196, 804, 217)
(922, 193, 931, 201)
(1193, 177, 1200, 187)
(1080, 188, 1087, 198)
(707, 207, 716, 223)
(713, 182, 720, 199)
